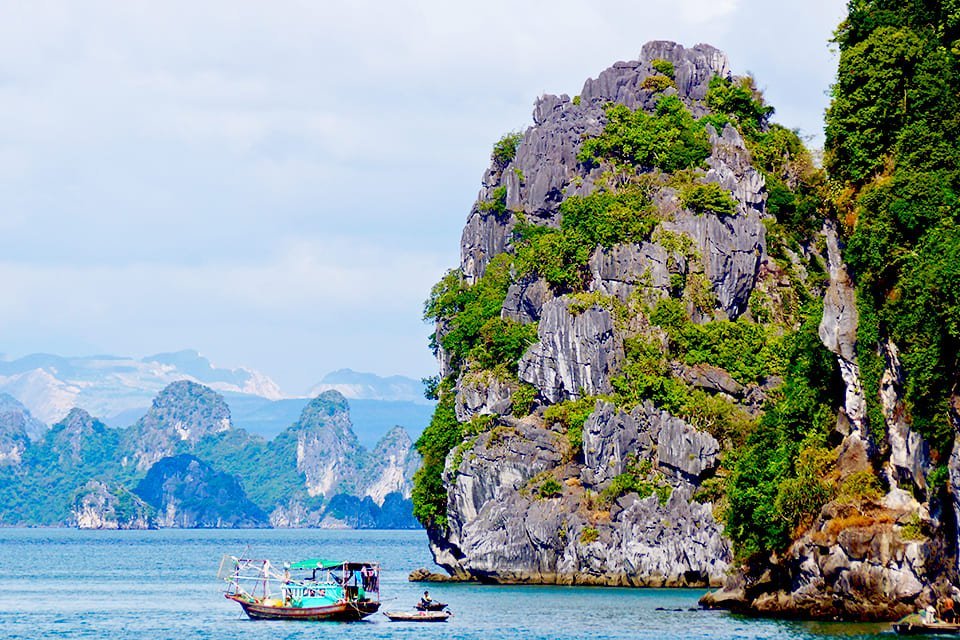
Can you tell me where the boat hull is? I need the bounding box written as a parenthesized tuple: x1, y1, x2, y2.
(226, 594, 380, 621)
(893, 617, 960, 635)
(384, 610, 451, 622)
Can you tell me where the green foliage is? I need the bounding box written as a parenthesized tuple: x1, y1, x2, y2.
(577, 96, 711, 173)
(837, 469, 883, 505)
(610, 330, 757, 447)
(424, 255, 533, 371)
(567, 290, 617, 315)
(651, 298, 785, 385)
(705, 75, 774, 136)
(477, 185, 508, 217)
(535, 476, 564, 499)
(512, 382, 537, 418)
(928, 465, 950, 490)
(412, 383, 463, 528)
(422, 375, 440, 400)
(826, 25, 952, 183)
(826, 2, 960, 456)
(650, 58, 675, 78)
(579, 526, 599, 544)
(680, 183, 738, 216)
(0, 414, 134, 525)
(192, 429, 304, 510)
(544, 397, 597, 453)
(724, 303, 842, 558)
(492, 131, 523, 166)
(600, 455, 672, 506)
(514, 188, 657, 291)
(641, 75, 675, 92)
(900, 513, 926, 540)
(470, 317, 540, 371)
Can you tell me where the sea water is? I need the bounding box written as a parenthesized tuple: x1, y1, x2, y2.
(0, 528, 892, 639)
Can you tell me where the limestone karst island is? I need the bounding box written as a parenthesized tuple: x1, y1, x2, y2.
(412, 6, 960, 627)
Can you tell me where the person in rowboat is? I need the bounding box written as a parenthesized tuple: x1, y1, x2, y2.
(419, 591, 432, 608)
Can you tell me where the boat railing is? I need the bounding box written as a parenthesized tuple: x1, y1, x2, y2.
(219, 555, 381, 604)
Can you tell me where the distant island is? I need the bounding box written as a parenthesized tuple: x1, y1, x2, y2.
(0, 381, 422, 529)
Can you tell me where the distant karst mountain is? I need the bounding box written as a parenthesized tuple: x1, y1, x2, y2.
(0, 381, 421, 529)
(0, 350, 282, 424)
(307, 369, 431, 404)
(0, 354, 434, 450)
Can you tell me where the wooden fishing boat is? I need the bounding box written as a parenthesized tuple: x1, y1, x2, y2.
(384, 610, 452, 622)
(415, 600, 449, 611)
(220, 555, 381, 621)
(893, 613, 960, 635)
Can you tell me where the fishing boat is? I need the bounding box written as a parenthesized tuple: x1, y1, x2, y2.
(219, 554, 381, 621)
(384, 610, 452, 622)
(893, 613, 960, 635)
(415, 600, 449, 611)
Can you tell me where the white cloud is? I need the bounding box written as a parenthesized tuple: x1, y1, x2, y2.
(0, 0, 848, 388)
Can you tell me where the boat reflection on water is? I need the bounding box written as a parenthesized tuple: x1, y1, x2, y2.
(219, 554, 381, 621)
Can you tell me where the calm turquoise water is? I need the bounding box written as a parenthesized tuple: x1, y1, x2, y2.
(0, 528, 893, 639)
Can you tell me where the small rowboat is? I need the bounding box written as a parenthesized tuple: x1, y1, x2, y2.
(893, 613, 960, 635)
(415, 601, 448, 611)
(384, 610, 451, 622)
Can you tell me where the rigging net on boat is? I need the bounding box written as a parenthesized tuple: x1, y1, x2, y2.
(219, 553, 382, 621)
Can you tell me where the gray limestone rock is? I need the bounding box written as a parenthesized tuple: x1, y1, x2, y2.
(705, 124, 766, 213)
(461, 42, 739, 283)
(72, 480, 154, 530)
(588, 242, 678, 303)
(0, 393, 46, 443)
(292, 391, 364, 498)
(433, 417, 730, 586)
(455, 370, 515, 422)
(582, 401, 720, 486)
(461, 209, 516, 285)
(582, 402, 651, 487)
(671, 363, 744, 397)
(703, 500, 938, 620)
(518, 297, 624, 403)
(657, 416, 721, 482)
(128, 380, 233, 470)
(660, 206, 765, 318)
(501, 277, 552, 324)
(819, 220, 869, 437)
(880, 339, 929, 492)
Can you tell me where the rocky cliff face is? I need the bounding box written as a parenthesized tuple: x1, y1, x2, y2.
(0, 394, 40, 465)
(267, 395, 421, 526)
(72, 480, 155, 529)
(128, 380, 232, 469)
(293, 391, 364, 497)
(421, 41, 791, 587)
(434, 406, 729, 585)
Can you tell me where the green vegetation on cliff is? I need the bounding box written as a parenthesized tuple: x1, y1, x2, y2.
(415, 63, 835, 541)
(514, 188, 658, 291)
(578, 95, 711, 172)
(826, 0, 960, 454)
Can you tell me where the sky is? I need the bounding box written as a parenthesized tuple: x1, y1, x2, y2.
(0, 0, 848, 395)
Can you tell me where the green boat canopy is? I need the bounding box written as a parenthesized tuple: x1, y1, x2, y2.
(289, 558, 343, 570)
